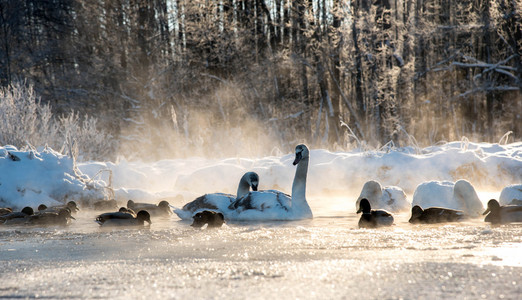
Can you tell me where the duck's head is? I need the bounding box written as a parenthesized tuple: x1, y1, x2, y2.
(67, 201, 79, 212)
(119, 207, 135, 215)
(37, 204, 48, 212)
(191, 211, 225, 228)
(293, 144, 309, 166)
(58, 208, 75, 220)
(127, 200, 135, 208)
(483, 199, 501, 215)
(136, 210, 152, 225)
(245, 172, 259, 191)
(22, 206, 34, 216)
(158, 200, 170, 209)
(409, 205, 424, 223)
(357, 198, 372, 214)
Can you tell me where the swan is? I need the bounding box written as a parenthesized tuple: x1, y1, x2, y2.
(174, 172, 259, 220)
(355, 180, 409, 212)
(412, 179, 484, 217)
(224, 144, 313, 221)
(409, 205, 466, 224)
(356, 198, 394, 228)
(483, 199, 522, 224)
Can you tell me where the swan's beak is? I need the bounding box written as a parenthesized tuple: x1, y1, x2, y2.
(252, 184, 258, 191)
(482, 208, 490, 215)
(293, 152, 302, 165)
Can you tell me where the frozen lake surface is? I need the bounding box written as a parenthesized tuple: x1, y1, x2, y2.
(1, 197, 521, 299)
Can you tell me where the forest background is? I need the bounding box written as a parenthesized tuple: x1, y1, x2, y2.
(0, 0, 520, 161)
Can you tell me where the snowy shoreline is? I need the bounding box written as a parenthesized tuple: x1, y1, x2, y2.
(1, 141, 521, 211)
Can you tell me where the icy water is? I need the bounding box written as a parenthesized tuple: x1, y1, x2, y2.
(1, 196, 521, 299)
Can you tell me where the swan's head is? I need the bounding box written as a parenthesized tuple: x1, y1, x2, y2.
(356, 198, 372, 214)
(137, 210, 152, 225)
(483, 199, 500, 215)
(245, 172, 259, 191)
(293, 144, 309, 166)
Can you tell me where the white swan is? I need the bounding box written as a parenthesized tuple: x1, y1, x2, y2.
(412, 179, 484, 217)
(355, 180, 409, 212)
(225, 144, 313, 221)
(174, 172, 259, 220)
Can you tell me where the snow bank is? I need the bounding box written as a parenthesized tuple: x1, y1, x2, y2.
(1, 141, 520, 212)
(78, 141, 521, 208)
(0, 146, 106, 210)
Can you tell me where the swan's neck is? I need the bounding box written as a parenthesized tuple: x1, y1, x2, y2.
(291, 156, 309, 209)
(236, 176, 250, 199)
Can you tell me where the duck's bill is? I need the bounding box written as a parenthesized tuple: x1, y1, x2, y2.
(356, 207, 362, 214)
(69, 216, 76, 220)
(482, 208, 490, 215)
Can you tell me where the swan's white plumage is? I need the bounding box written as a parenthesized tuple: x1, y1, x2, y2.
(355, 180, 409, 212)
(173, 172, 259, 220)
(412, 179, 484, 217)
(176, 145, 313, 221)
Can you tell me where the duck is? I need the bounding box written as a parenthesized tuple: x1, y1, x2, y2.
(26, 208, 75, 226)
(412, 180, 484, 217)
(224, 144, 313, 221)
(0, 206, 34, 223)
(174, 172, 259, 219)
(357, 198, 394, 228)
(93, 199, 119, 211)
(127, 200, 171, 217)
(355, 180, 409, 212)
(409, 205, 466, 224)
(483, 199, 522, 224)
(45, 201, 80, 214)
(0, 207, 13, 216)
(191, 211, 225, 228)
(95, 207, 137, 225)
(100, 210, 152, 227)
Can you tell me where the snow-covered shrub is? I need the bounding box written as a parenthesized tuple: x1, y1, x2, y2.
(0, 82, 116, 161)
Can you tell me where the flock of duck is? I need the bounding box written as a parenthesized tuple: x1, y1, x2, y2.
(1, 144, 521, 229)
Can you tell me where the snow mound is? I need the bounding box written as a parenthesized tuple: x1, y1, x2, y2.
(412, 179, 484, 217)
(499, 184, 522, 205)
(355, 180, 410, 212)
(0, 146, 106, 210)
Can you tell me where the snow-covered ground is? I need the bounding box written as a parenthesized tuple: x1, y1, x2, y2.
(0, 141, 521, 299)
